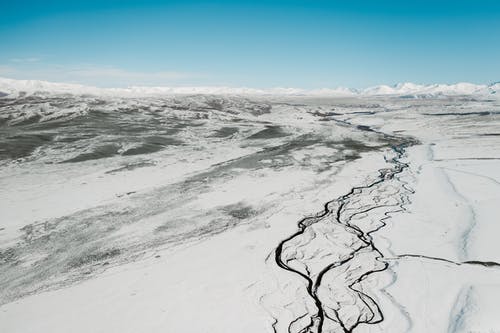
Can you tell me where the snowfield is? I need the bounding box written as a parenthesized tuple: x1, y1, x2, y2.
(0, 77, 499, 98)
(0, 78, 500, 333)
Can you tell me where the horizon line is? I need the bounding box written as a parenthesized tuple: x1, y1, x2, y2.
(0, 76, 499, 98)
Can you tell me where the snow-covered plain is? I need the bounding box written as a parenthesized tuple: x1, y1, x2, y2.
(1, 78, 500, 333)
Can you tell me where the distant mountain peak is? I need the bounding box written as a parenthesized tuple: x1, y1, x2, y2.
(0, 77, 498, 98)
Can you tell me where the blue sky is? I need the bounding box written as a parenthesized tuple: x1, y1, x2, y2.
(0, 0, 499, 88)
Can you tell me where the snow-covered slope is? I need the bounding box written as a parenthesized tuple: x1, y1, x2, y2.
(0, 77, 356, 98)
(0, 77, 498, 98)
(363, 82, 494, 97)
(1, 93, 500, 333)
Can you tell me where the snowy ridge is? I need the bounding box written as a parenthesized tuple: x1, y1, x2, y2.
(0, 77, 498, 98)
(0, 77, 356, 98)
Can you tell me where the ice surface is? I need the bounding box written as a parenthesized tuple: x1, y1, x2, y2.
(1, 82, 500, 333)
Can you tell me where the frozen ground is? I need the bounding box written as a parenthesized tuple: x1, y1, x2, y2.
(0, 80, 500, 332)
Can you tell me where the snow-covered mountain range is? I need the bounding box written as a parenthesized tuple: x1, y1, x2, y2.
(0, 77, 498, 98)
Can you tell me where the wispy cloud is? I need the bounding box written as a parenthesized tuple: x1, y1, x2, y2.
(0, 63, 204, 87)
(68, 67, 194, 81)
(0, 65, 17, 75)
(9, 57, 41, 63)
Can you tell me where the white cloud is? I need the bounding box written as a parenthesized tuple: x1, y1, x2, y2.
(0, 65, 17, 75)
(67, 67, 193, 81)
(9, 57, 40, 63)
(0, 63, 203, 87)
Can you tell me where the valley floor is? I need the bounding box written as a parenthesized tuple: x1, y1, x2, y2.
(1, 94, 499, 332)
